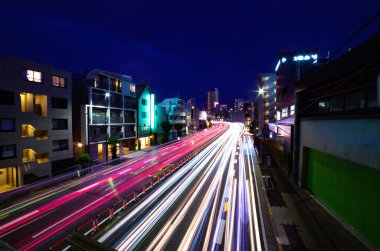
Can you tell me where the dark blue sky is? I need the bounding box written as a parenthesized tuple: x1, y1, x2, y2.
(1, 1, 379, 108)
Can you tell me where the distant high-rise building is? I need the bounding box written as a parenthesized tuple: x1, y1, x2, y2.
(206, 88, 219, 116)
(257, 73, 276, 132)
(233, 98, 244, 111)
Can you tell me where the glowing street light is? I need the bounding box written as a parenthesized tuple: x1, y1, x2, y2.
(258, 88, 264, 96)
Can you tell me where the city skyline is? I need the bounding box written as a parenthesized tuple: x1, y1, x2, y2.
(0, 1, 379, 106)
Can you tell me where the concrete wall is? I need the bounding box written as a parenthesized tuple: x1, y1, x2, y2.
(299, 118, 380, 183)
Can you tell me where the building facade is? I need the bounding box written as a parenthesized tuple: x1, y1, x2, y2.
(0, 56, 73, 189)
(274, 50, 318, 153)
(257, 73, 276, 130)
(136, 84, 164, 149)
(72, 70, 137, 162)
(295, 32, 380, 249)
(159, 98, 191, 136)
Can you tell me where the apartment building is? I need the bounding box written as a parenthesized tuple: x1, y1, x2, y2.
(0, 56, 73, 190)
(159, 98, 191, 136)
(72, 70, 137, 162)
(136, 84, 165, 149)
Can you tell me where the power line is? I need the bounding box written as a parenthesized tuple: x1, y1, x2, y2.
(331, 10, 380, 59)
(258, 0, 285, 73)
(301, 0, 328, 36)
(279, 0, 306, 51)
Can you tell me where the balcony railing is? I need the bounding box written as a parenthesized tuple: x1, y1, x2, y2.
(110, 117, 123, 123)
(110, 132, 123, 138)
(90, 135, 107, 143)
(124, 118, 136, 123)
(125, 131, 136, 138)
(92, 117, 108, 124)
(34, 130, 48, 140)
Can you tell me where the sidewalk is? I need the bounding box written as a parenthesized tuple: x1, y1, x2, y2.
(255, 146, 370, 251)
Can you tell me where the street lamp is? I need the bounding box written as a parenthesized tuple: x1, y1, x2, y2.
(105, 92, 109, 162)
(257, 88, 266, 168)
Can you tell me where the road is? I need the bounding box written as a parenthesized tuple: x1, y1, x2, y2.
(0, 123, 227, 251)
(97, 123, 268, 251)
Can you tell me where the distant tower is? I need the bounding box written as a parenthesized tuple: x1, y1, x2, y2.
(206, 88, 219, 116)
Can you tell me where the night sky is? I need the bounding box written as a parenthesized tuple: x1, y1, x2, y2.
(1, 1, 379, 108)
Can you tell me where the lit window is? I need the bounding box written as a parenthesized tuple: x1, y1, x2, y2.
(130, 84, 135, 93)
(26, 70, 43, 83)
(52, 76, 66, 88)
(290, 105, 295, 115)
(318, 100, 329, 113)
(281, 108, 288, 118)
(277, 111, 281, 120)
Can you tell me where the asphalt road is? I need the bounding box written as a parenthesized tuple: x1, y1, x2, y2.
(0, 123, 227, 250)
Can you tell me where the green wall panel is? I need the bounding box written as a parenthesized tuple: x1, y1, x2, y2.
(306, 148, 380, 248)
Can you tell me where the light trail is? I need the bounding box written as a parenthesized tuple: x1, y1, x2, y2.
(0, 124, 227, 250)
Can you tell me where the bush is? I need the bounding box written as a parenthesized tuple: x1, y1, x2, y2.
(79, 153, 90, 168)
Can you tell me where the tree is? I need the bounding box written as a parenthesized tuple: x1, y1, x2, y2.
(79, 153, 90, 168)
(160, 121, 172, 143)
(173, 123, 184, 137)
(206, 117, 212, 128)
(107, 136, 120, 159)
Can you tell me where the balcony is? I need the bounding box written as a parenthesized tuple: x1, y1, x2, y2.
(90, 134, 107, 143)
(110, 116, 123, 123)
(170, 119, 186, 124)
(110, 132, 123, 138)
(92, 116, 108, 125)
(22, 149, 49, 164)
(169, 111, 186, 117)
(20, 93, 47, 117)
(21, 124, 48, 140)
(125, 131, 136, 138)
(124, 117, 136, 123)
(110, 78, 122, 93)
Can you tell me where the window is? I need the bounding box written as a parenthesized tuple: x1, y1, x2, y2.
(367, 84, 380, 108)
(281, 108, 288, 118)
(52, 76, 66, 88)
(26, 70, 43, 83)
(130, 84, 135, 93)
(318, 100, 330, 113)
(0, 144, 16, 159)
(0, 90, 14, 105)
(345, 91, 365, 110)
(142, 99, 147, 105)
(290, 105, 295, 115)
(276, 111, 281, 120)
(52, 119, 68, 130)
(142, 112, 148, 118)
(52, 139, 68, 152)
(330, 96, 344, 111)
(51, 97, 67, 109)
(0, 118, 15, 132)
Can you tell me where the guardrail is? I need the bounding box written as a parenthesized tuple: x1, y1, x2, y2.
(49, 126, 227, 251)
